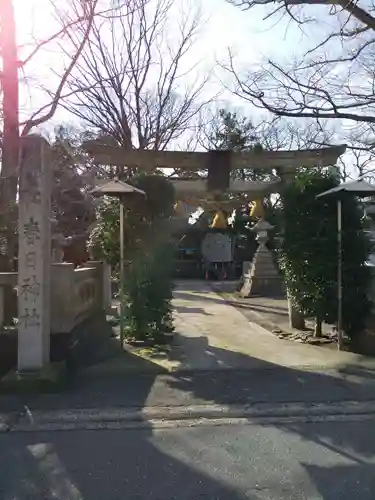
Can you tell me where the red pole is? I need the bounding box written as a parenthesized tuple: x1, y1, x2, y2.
(0, 0, 20, 184)
(0, 0, 20, 268)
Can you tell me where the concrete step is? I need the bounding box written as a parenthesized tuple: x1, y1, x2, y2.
(6, 399, 375, 432)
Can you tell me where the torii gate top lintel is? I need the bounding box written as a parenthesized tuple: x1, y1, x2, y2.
(82, 141, 346, 172)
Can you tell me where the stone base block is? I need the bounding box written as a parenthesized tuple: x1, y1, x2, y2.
(0, 361, 68, 394)
(240, 276, 286, 298)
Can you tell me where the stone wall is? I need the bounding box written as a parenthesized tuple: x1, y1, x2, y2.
(367, 264, 375, 311)
(51, 260, 111, 334)
(0, 260, 112, 334)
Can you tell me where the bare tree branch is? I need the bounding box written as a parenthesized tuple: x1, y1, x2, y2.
(222, 0, 375, 180)
(21, 0, 100, 136)
(59, 0, 213, 153)
(224, 49, 375, 123)
(19, 0, 135, 67)
(225, 0, 375, 122)
(228, 0, 375, 30)
(19, 14, 89, 67)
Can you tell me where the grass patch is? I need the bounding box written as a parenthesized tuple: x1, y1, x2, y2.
(132, 345, 171, 358)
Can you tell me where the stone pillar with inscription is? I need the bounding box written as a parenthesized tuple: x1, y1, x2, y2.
(17, 135, 52, 372)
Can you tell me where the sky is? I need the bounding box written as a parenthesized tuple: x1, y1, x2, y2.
(13, 0, 306, 126)
(12, 0, 357, 173)
(14, 0, 286, 64)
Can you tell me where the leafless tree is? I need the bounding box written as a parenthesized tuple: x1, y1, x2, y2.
(229, 0, 375, 30)
(61, 0, 212, 152)
(224, 0, 375, 178)
(0, 0, 105, 221)
(0, 0, 131, 182)
(0, 0, 125, 269)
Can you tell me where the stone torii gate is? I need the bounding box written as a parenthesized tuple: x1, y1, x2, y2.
(11, 139, 344, 376)
(83, 141, 345, 182)
(82, 142, 345, 172)
(83, 140, 346, 224)
(83, 140, 346, 218)
(83, 140, 346, 298)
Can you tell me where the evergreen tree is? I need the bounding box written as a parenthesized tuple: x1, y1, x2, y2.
(280, 169, 372, 338)
(51, 125, 96, 239)
(208, 109, 268, 181)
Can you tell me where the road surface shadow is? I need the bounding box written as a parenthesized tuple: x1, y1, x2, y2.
(2, 325, 375, 496)
(165, 338, 375, 460)
(173, 291, 224, 304)
(0, 428, 255, 500)
(174, 305, 213, 315)
(302, 463, 375, 500)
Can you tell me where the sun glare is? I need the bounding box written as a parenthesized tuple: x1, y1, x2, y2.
(14, 0, 57, 48)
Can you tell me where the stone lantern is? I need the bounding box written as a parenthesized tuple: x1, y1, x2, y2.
(240, 211, 285, 298)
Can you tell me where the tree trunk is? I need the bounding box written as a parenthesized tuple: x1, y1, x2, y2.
(0, 0, 20, 271)
(314, 317, 323, 338)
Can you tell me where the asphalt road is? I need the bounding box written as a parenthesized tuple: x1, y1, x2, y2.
(1, 418, 375, 499)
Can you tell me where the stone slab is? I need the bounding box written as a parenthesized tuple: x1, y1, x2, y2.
(0, 361, 67, 394)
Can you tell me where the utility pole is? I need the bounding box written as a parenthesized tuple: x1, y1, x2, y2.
(0, 0, 20, 270)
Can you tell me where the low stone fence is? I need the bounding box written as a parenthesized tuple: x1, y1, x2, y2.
(0, 273, 18, 329)
(369, 267, 375, 307)
(0, 261, 111, 334)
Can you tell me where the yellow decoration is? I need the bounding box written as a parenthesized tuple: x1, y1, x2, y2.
(210, 210, 228, 229)
(250, 199, 265, 219)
